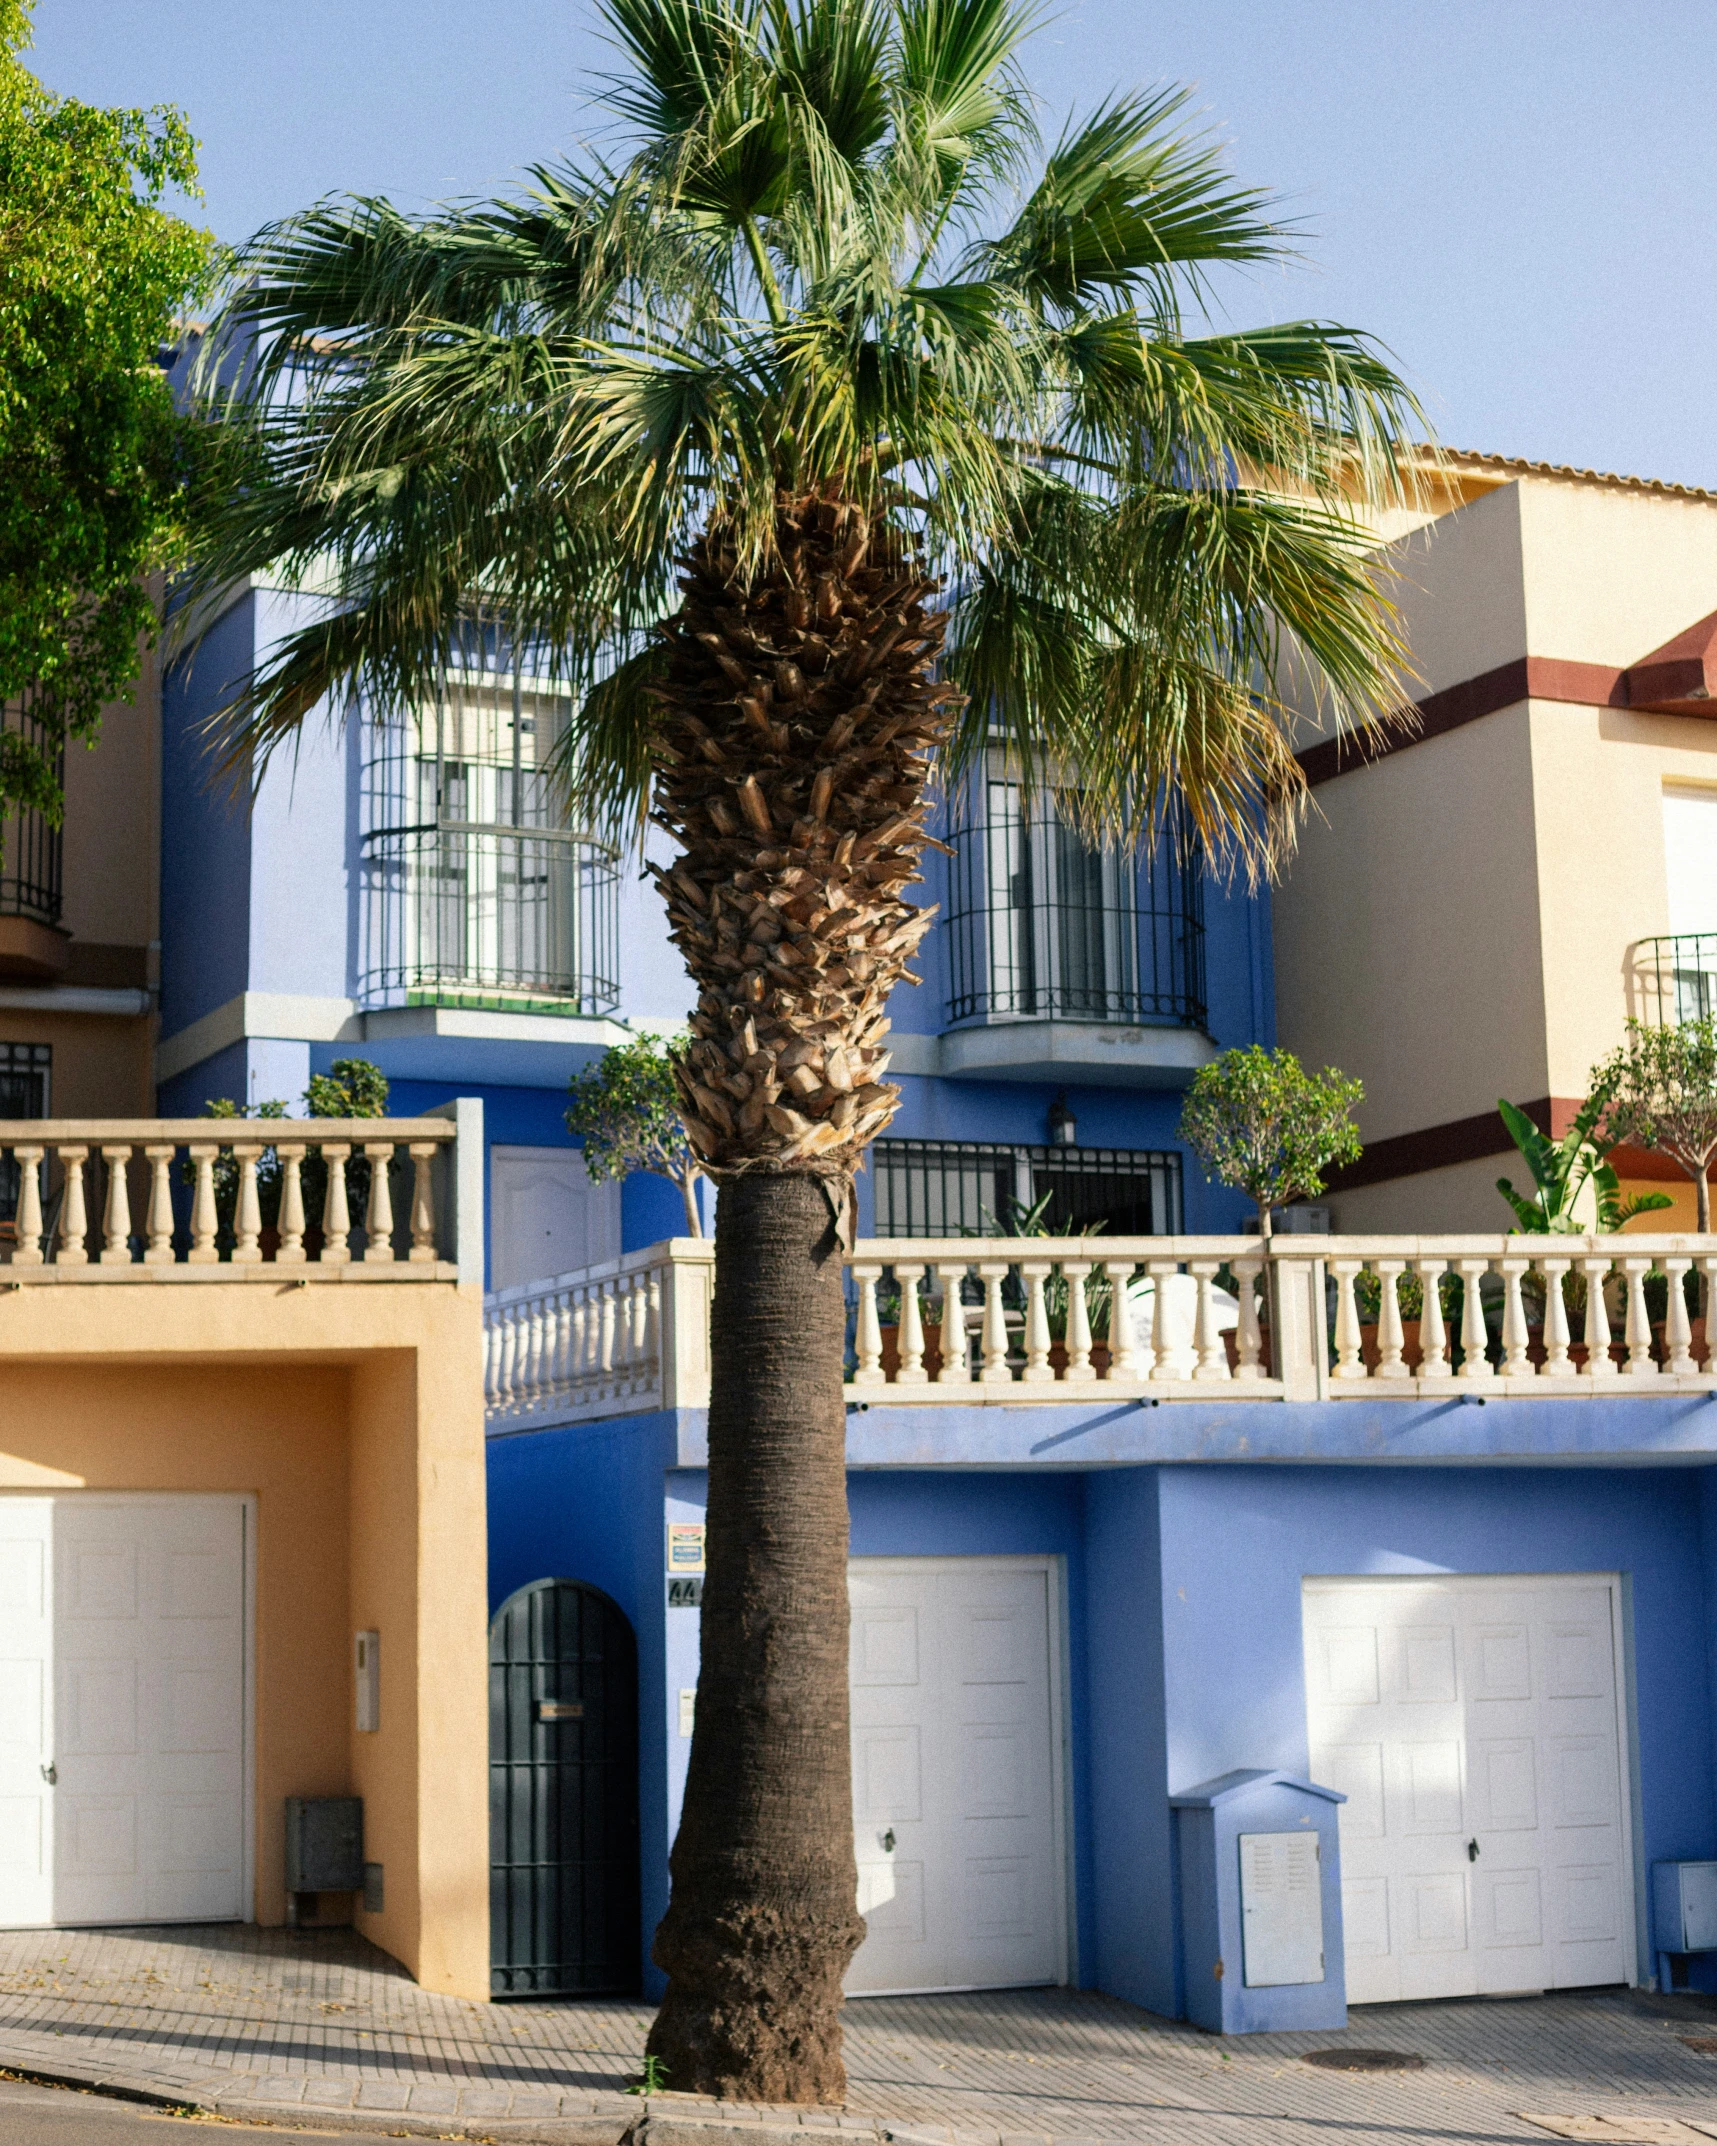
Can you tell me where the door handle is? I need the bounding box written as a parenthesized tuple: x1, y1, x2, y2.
(880, 1828, 896, 1854)
(1467, 1838, 1479, 1862)
(40, 1762, 55, 1786)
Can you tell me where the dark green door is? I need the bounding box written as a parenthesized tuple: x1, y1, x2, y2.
(489, 1578, 640, 1996)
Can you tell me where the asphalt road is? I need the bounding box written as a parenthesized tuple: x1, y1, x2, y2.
(0, 2075, 394, 2145)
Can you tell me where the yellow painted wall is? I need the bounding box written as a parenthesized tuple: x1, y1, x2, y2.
(0, 1008, 154, 1116)
(0, 1278, 490, 2000)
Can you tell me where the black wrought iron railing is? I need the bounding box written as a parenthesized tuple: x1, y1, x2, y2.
(1, 699, 63, 927)
(359, 822, 621, 1014)
(872, 1138, 1184, 1238)
(944, 782, 1205, 1027)
(1633, 934, 1717, 1027)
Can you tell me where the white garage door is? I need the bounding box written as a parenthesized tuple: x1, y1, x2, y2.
(1303, 1575, 1634, 2004)
(0, 1496, 248, 1928)
(847, 1558, 1066, 1995)
(489, 1146, 622, 1291)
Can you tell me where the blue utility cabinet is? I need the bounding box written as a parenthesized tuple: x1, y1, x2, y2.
(1169, 1768, 1347, 2034)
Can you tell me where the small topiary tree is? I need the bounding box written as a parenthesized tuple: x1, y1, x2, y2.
(1178, 1044, 1364, 1237)
(1593, 1016, 1717, 1233)
(565, 1033, 705, 1237)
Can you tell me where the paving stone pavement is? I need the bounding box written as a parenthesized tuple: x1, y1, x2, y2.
(5, 1926, 1717, 2146)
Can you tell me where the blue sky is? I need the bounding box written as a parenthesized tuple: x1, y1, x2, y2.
(33, 0, 1717, 487)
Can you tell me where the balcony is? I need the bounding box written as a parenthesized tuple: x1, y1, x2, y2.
(484, 1229, 1717, 1430)
(0, 695, 68, 980)
(937, 779, 1211, 1086)
(1633, 932, 1717, 1026)
(0, 1113, 478, 1278)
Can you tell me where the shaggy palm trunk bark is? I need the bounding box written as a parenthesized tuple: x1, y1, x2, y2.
(641, 485, 957, 2101)
(647, 1171, 860, 2098)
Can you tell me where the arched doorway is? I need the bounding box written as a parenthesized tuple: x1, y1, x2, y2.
(489, 1578, 640, 1996)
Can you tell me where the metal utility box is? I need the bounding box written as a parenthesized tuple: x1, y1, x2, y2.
(1169, 1768, 1348, 2035)
(285, 1796, 364, 1894)
(1653, 1861, 1717, 1989)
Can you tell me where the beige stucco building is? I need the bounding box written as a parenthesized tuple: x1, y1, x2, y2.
(1274, 452, 1717, 1230)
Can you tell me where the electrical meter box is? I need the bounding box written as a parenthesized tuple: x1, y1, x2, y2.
(285, 1796, 364, 1894)
(1653, 1861, 1717, 1989)
(1169, 1768, 1348, 2035)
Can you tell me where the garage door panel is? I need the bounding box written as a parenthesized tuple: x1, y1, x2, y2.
(848, 1559, 1062, 1995)
(64, 1542, 138, 1623)
(0, 1539, 45, 1617)
(1305, 1574, 1631, 2005)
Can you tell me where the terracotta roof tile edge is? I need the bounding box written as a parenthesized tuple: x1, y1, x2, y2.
(1427, 447, 1717, 505)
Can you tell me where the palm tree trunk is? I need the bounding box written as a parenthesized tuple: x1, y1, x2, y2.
(648, 1170, 863, 2101)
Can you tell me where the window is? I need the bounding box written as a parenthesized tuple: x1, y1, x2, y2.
(871, 1137, 1182, 1238)
(946, 774, 1204, 1027)
(0, 1042, 50, 1228)
(358, 642, 620, 1013)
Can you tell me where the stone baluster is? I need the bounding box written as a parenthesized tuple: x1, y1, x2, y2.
(57, 1146, 90, 1265)
(977, 1261, 1013, 1385)
(629, 1271, 651, 1392)
(568, 1286, 590, 1399)
(1456, 1258, 1493, 1379)
(183, 1145, 217, 1265)
(275, 1145, 306, 1265)
(1413, 1257, 1450, 1377)
(1190, 1259, 1231, 1381)
(933, 1263, 972, 1383)
(1699, 1257, 1717, 1373)
(1231, 1255, 1266, 1379)
(1103, 1261, 1142, 1382)
(363, 1142, 396, 1263)
(10, 1145, 44, 1265)
(320, 1145, 352, 1264)
(643, 1271, 662, 1394)
(1020, 1261, 1054, 1383)
(1372, 1258, 1410, 1378)
(483, 1317, 501, 1411)
(99, 1145, 134, 1265)
(230, 1144, 263, 1265)
(143, 1145, 176, 1265)
(1330, 1258, 1366, 1380)
(546, 1287, 569, 1393)
(1146, 1258, 1186, 1379)
(1620, 1255, 1657, 1377)
(894, 1264, 928, 1385)
(520, 1296, 543, 1403)
(1664, 1256, 1696, 1375)
(408, 1143, 438, 1262)
(1578, 1255, 1615, 1377)
(1499, 1255, 1535, 1379)
(1062, 1261, 1095, 1383)
(850, 1262, 886, 1386)
(1538, 1257, 1573, 1374)
(597, 1279, 618, 1397)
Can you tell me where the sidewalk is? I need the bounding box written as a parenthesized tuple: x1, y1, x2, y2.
(5, 1925, 1717, 2146)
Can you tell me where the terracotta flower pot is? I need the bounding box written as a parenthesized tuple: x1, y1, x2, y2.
(1360, 1320, 1422, 1371)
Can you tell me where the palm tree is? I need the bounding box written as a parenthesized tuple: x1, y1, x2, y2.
(187, 0, 1424, 2101)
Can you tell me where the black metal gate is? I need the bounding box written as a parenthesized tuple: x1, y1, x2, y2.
(489, 1578, 640, 1997)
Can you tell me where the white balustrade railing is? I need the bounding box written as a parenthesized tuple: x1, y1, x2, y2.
(484, 1230, 1717, 1424)
(0, 1118, 464, 1273)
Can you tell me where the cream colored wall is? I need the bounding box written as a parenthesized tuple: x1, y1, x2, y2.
(1382, 481, 1528, 697)
(1530, 702, 1717, 1098)
(1516, 481, 1717, 667)
(1273, 703, 1548, 1146)
(0, 1279, 490, 2001)
(1323, 1156, 1511, 1235)
(0, 1008, 153, 1115)
(60, 645, 160, 963)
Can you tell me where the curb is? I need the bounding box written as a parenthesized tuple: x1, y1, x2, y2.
(0, 2046, 988, 2146)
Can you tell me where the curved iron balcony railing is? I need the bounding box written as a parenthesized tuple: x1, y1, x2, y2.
(1632, 933, 1717, 1027)
(1, 698, 62, 927)
(943, 784, 1205, 1028)
(359, 819, 620, 1015)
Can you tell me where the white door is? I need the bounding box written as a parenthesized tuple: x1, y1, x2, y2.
(489, 1146, 622, 1290)
(847, 1558, 1065, 1995)
(0, 1501, 54, 1923)
(0, 1496, 247, 1929)
(1304, 1575, 1633, 2004)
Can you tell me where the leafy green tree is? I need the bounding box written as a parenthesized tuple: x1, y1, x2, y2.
(1495, 1086, 1672, 1235)
(566, 1032, 706, 1235)
(1592, 1017, 1717, 1232)
(0, 0, 213, 830)
(1179, 1044, 1363, 1236)
(183, 0, 1424, 2099)
(306, 1056, 390, 1119)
